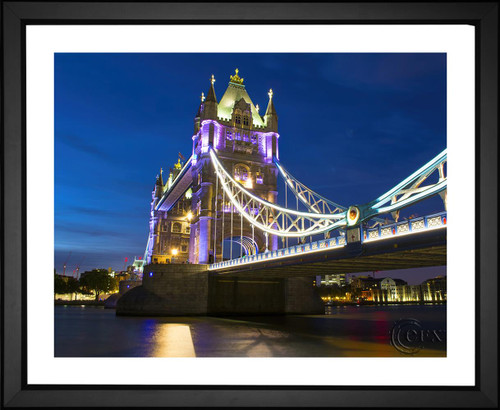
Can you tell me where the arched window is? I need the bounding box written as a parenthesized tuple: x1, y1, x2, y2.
(172, 222, 182, 233)
(235, 114, 241, 124)
(243, 116, 249, 126)
(234, 164, 249, 181)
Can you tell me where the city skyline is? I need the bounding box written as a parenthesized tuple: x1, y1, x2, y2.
(55, 53, 447, 283)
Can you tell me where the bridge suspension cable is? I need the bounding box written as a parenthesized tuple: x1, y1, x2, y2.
(275, 157, 385, 226)
(367, 149, 447, 221)
(274, 159, 346, 215)
(210, 148, 347, 238)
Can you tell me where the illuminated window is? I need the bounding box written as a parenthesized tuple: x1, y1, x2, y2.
(234, 164, 249, 181)
(256, 170, 263, 184)
(235, 114, 241, 124)
(226, 130, 233, 140)
(251, 134, 257, 144)
(235, 132, 241, 140)
(243, 116, 249, 126)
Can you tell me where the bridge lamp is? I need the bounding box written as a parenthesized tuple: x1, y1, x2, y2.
(186, 211, 193, 221)
(347, 206, 360, 226)
(172, 249, 178, 256)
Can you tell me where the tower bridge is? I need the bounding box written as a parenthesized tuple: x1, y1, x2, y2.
(118, 69, 447, 316)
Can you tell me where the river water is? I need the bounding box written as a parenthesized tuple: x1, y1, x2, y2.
(55, 304, 446, 357)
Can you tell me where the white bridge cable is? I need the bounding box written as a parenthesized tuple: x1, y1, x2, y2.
(274, 159, 346, 215)
(370, 149, 447, 215)
(275, 157, 385, 225)
(210, 148, 347, 238)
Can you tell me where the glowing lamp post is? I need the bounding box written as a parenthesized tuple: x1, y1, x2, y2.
(172, 248, 178, 263)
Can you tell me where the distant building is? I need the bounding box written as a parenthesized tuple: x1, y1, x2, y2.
(380, 277, 408, 301)
(361, 290, 373, 301)
(132, 258, 145, 275)
(351, 275, 382, 290)
(396, 285, 422, 302)
(372, 276, 446, 303)
(421, 276, 447, 302)
(319, 274, 346, 287)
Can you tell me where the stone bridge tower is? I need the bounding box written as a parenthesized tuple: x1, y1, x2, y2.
(189, 69, 280, 264)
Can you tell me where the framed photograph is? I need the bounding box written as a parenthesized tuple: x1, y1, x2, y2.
(2, 1, 497, 407)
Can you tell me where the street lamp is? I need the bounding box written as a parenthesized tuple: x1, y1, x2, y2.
(186, 211, 193, 221)
(171, 248, 178, 263)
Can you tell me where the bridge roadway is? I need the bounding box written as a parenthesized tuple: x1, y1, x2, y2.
(209, 213, 446, 278)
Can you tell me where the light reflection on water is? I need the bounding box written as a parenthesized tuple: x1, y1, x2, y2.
(55, 304, 446, 358)
(152, 324, 196, 357)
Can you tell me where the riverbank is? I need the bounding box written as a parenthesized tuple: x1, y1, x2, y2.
(54, 300, 446, 308)
(325, 301, 446, 307)
(55, 300, 105, 306)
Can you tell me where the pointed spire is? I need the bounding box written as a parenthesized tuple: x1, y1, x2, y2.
(205, 74, 217, 103)
(156, 168, 163, 187)
(265, 88, 277, 116)
(195, 92, 205, 118)
(201, 74, 218, 120)
(195, 102, 202, 119)
(264, 88, 278, 131)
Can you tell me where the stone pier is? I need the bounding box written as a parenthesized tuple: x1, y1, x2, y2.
(116, 264, 324, 316)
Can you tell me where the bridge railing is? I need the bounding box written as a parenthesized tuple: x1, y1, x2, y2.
(209, 211, 446, 271)
(363, 211, 447, 243)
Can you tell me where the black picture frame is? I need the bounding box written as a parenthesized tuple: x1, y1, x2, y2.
(2, 1, 498, 407)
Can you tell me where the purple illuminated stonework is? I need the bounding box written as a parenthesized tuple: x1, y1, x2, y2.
(145, 70, 280, 265)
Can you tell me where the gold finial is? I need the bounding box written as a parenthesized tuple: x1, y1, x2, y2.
(268, 89, 273, 99)
(255, 104, 260, 113)
(201, 92, 205, 102)
(230, 68, 244, 85)
(210, 74, 215, 85)
(174, 158, 182, 170)
(160, 167, 163, 176)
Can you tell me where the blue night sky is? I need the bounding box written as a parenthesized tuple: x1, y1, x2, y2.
(55, 53, 446, 284)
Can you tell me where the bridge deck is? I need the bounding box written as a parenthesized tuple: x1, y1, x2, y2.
(210, 227, 446, 278)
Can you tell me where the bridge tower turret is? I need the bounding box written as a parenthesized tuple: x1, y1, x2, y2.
(201, 74, 218, 120)
(264, 88, 278, 133)
(146, 170, 164, 263)
(189, 69, 280, 264)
